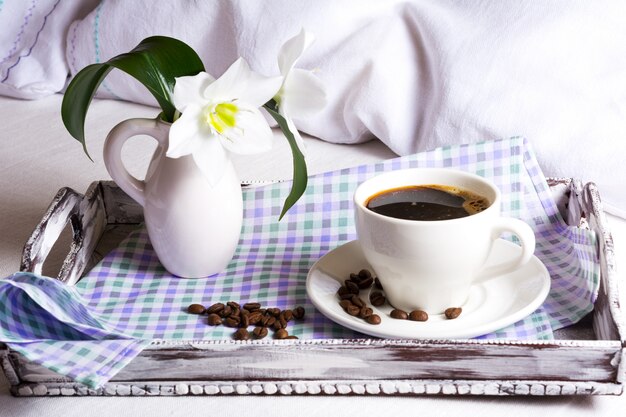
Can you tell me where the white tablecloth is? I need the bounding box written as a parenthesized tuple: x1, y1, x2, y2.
(0, 95, 624, 416)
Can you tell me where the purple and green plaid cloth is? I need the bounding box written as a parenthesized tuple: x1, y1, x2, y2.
(0, 137, 599, 388)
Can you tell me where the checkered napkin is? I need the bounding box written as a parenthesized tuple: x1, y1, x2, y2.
(1, 137, 599, 388)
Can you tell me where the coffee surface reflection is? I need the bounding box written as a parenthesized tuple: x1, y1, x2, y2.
(365, 185, 489, 221)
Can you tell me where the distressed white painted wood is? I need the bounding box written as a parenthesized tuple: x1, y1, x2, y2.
(1, 179, 624, 397)
(9, 379, 621, 397)
(20, 183, 107, 286)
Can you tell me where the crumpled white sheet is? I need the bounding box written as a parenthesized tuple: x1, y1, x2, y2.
(0, 0, 98, 98)
(3, 0, 626, 216)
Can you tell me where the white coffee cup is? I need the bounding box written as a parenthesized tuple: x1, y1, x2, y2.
(353, 168, 536, 314)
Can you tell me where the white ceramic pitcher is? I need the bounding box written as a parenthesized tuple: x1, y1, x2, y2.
(103, 117, 243, 278)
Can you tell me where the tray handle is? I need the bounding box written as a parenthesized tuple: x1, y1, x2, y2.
(20, 183, 106, 286)
(578, 182, 624, 343)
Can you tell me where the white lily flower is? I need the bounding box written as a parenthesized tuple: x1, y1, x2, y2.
(167, 58, 282, 185)
(274, 29, 327, 154)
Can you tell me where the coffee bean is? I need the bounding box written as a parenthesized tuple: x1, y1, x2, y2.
(372, 297, 386, 307)
(357, 276, 374, 289)
(339, 291, 355, 300)
(349, 273, 361, 282)
(366, 314, 382, 325)
(243, 302, 261, 311)
(351, 295, 364, 308)
(286, 335, 299, 340)
(293, 306, 305, 319)
(346, 304, 360, 316)
(224, 317, 240, 328)
(369, 291, 382, 300)
(187, 304, 206, 315)
(233, 328, 250, 341)
(207, 313, 223, 326)
(253, 326, 268, 339)
(337, 286, 352, 299)
(409, 310, 428, 322)
(220, 305, 233, 317)
(358, 269, 372, 280)
(239, 312, 250, 328)
(227, 301, 240, 309)
(275, 329, 289, 339)
(264, 315, 276, 327)
(358, 306, 373, 319)
(339, 299, 353, 311)
(267, 308, 281, 317)
(272, 319, 284, 331)
(248, 311, 263, 325)
(369, 291, 386, 307)
(187, 300, 306, 334)
(282, 309, 294, 322)
(444, 307, 462, 320)
(206, 303, 225, 315)
(390, 309, 408, 320)
(278, 314, 288, 328)
(345, 280, 360, 294)
(374, 277, 383, 290)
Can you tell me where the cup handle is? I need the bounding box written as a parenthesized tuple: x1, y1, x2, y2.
(476, 217, 536, 282)
(103, 118, 168, 207)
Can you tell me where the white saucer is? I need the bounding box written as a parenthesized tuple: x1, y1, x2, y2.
(306, 239, 551, 339)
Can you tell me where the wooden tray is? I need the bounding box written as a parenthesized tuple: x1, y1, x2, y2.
(1, 179, 624, 397)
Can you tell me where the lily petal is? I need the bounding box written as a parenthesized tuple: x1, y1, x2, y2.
(219, 105, 273, 155)
(278, 29, 315, 76)
(172, 72, 215, 112)
(204, 57, 281, 107)
(167, 104, 207, 158)
(191, 134, 230, 186)
(280, 68, 327, 119)
(239, 72, 283, 108)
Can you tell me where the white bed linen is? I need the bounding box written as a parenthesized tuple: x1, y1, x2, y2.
(64, 0, 626, 217)
(2, 0, 625, 216)
(0, 96, 624, 415)
(0, 0, 99, 99)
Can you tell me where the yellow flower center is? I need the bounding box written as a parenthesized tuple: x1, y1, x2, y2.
(204, 102, 238, 134)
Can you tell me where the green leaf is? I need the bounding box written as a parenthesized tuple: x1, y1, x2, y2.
(264, 103, 308, 220)
(62, 36, 205, 158)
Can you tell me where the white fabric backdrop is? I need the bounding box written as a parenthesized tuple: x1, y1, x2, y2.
(0, 0, 98, 98)
(1, 0, 625, 215)
(64, 0, 626, 216)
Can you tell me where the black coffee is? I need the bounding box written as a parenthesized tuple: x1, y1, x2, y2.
(365, 185, 489, 221)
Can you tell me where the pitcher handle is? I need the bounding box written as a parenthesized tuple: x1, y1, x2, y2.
(103, 117, 169, 207)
